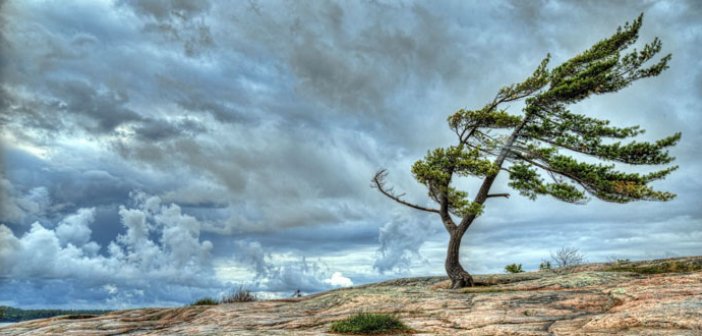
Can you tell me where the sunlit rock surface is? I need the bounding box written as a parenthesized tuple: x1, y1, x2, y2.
(1, 257, 700, 335)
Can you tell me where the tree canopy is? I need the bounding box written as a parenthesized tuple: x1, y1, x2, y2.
(373, 14, 680, 288)
(374, 14, 680, 234)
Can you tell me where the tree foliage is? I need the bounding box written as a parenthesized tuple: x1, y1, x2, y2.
(372, 14, 678, 287)
(374, 14, 679, 228)
(504, 263, 524, 274)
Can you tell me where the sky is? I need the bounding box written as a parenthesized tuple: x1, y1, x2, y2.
(0, 0, 700, 309)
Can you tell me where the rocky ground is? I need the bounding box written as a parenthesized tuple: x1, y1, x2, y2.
(1, 257, 701, 335)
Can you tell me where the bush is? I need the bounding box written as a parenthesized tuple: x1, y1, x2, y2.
(504, 263, 524, 273)
(221, 286, 256, 303)
(539, 260, 552, 271)
(191, 297, 219, 306)
(551, 247, 584, 268)
(330, 312, 411, 334)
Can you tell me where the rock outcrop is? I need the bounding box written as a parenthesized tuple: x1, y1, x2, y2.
(1, 257, 701, 335)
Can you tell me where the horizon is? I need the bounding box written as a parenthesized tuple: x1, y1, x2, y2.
(1, 0, 701, 310)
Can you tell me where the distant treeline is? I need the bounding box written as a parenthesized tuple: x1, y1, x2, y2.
(0, 306, 112, 322)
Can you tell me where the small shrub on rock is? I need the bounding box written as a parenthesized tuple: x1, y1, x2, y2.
(330, 312, 411, 334)
(504, 263, 524, 273)
(221, 286, 256, 303)
(191, 297, 219, 306)
(539, 261, 552, 271)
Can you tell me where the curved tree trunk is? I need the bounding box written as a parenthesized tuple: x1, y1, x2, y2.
(445, 230, 474, 289)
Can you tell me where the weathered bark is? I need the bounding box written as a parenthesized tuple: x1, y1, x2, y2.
(445, 118, 532, 289)
(445, 229, 474, 288)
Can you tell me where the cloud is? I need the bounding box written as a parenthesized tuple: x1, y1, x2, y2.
(0, 191, 358, 307)
(55, 208, 95, 247)
(233, 240, 270, 276)
(374, 213, 438, 274)
(0, 177, 24, 222)
(117, 0, 214, 57)
(133, 117, 206, 141)
(0, 174, 50, 225)
(324, 272, 353, 288)
(113, 124, 381, 234)
(264, 257, 345, 293)
(0, 148, 141, 230)
(118, 0, 211, 20)
(232, 240, 353, 293)
(0, 194, 218, 308)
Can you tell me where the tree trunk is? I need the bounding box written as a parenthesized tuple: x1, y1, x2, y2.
(445, 230, 474, 289)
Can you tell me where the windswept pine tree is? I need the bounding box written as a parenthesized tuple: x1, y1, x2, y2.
(373, 14, 680, 288)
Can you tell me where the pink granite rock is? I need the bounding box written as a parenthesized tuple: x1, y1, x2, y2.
(1, 257, 700, 335)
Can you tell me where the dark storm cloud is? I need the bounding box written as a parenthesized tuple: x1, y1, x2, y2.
(49, 80, 143, 134)
(216, 1, 480, 140)
(0, 88, 66, 135)
(111, 122, 381, 233)
(133, 118, 206, 141)
(175, 98, 251, 124)
(0, 175, 49, 225)
(93, 0, 509, 235)
(3, 150, 128, 203)
(1, 0, 701, 308)
(117, 0, 214, 57)
(119, 0, 211, 19)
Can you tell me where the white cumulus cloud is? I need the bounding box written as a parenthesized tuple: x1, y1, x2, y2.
(0, 194, 218, 307)
(324, 272, 353, 288)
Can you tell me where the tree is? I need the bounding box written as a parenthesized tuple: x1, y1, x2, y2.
(372, 14, 679, 289)
(551, 247, 585, 269)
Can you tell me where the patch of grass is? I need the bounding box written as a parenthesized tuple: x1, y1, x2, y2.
(189, 286, 258, 306)
(221, 286, 257, 303)
(191, 297, 219, 306)
(330, 312, 412, 334)
(605, 260, 702, 274)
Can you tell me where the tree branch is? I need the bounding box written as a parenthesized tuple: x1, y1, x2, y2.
(512, 154, 596, 195)
(458, 115, 533, 231)
(371, 170, 441, 214)
(438, 157, 460, 231)
(486, 193, 510, 198)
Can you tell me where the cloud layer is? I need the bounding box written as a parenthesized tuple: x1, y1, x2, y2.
(0, 193, 353, 308)
(0, 194, 217, 307)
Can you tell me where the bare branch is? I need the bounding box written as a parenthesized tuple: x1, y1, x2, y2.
(371, 170, 440, 214)
(486, 193, 510, 198)
(551, 247, 585, 268)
